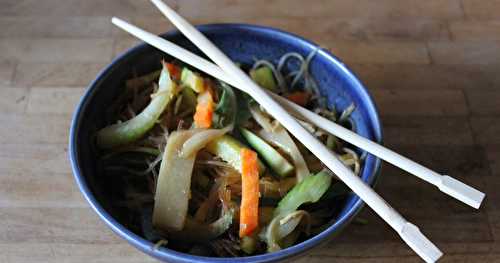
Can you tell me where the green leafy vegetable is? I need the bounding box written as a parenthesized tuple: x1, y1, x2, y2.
(214, 82, 237, 129)
(273, 170, 332, 218)
(235, 90, 253, 127)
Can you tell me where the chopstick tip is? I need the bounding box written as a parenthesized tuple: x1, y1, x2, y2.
(111, 17, 121, 24)
(439, 175, 486, 209)
(400, 223, 443, 263)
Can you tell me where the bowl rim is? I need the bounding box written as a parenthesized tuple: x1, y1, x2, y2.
(69, 23, 383, 263)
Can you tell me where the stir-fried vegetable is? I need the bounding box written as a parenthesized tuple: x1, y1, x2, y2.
(249, 106, 310, 181)
(180, 127, 231, 158)
(194, 89, 215, 128)
(165, 62, 181, 81)
(181, 67, 205, 93)
(214, 82, 237, 129)
(97, 63, 177, 149)
(250, 66, 277, 91)
(258, 127, 310, 182)
(97, 51, 361, 257)
(262, 172, 330, 252)
(153, 130, 198, 232)
(264, 210, 311, 252)
(239, 148, 260, 237)
(206, 135, 265, 174)
(273, 170, 332, 217)
(284, 91, 311, 107)
(181, 85, 197, 110)
(260, 177, 296, 199)
(241, 235, 257, 254)
(169, 209, 234, 242)
(240, 127, 294, 177)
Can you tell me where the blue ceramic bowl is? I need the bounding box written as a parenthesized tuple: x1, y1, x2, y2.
(69, 24, 382, 263)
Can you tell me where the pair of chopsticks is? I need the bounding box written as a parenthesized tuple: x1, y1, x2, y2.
(112, 0, 485, 261)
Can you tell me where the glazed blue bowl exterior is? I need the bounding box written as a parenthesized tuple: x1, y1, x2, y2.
(69, 24, 382, 263)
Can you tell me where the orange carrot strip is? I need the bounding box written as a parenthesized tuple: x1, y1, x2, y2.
(284, 91, 311, 107)
(239, 148, 260, 237)
(165, 62, 181, 81)
(193, 90, 214, 128)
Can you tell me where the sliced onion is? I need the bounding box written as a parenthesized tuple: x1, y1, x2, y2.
(259, 127, 310, 182)
(249, 105, 274, 132)
(250, 107, 310, 182)
(180, 126, 231, 158)
(264, 210, 311, 252)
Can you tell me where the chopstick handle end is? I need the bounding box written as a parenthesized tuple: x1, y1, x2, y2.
(439, 175, 485, 209)
(400, 223, 443, 263)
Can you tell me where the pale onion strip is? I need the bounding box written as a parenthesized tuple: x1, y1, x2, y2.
(180, 126, 231, 158)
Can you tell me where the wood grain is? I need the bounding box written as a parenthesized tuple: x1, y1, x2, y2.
(372, 89, 468, 116)
(0, 113, 70, 144)
(463, 0, 500, 19)
(178, 0, 464, 20)
(0, 172, 86, 208)
(188, 17, 451, 41)
(2, 243, 158, 263)
(0, 16, 111, 38)
(26, 87, 85, 115)
(0, 207, 120, 243)
(0, 38, 114, 62)
(382, 117, 475, 146)
(470, 117, 500, 145)
(0, 0, 178, 16)
(0, 60, 16, 85)
(0, 87, 29, 113)
(14, 62, 106, 87)
(450, 20, 500, 41)
(350, 64, 499, 90)
(485, 147, 500, 244)
(327, 41, 430, 64)
(0, 0, 498, 262)
(0, 144, 70, 175)
(428, 41, 500, 65)
(112, 37, 143, 58)
(111, 16, 175, 37)
(465, 89, 500, 116)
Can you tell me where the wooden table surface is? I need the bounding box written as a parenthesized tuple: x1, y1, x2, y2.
(1, 0, 499, 262)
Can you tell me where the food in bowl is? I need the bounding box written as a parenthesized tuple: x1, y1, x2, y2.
(94, 51, 361, 257)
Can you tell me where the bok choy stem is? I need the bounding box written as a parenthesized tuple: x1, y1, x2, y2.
(273, 170, 332, 218)
(97, 62, 177, 149)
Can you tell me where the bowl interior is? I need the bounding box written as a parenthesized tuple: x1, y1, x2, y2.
(70, 24, 382, 262)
